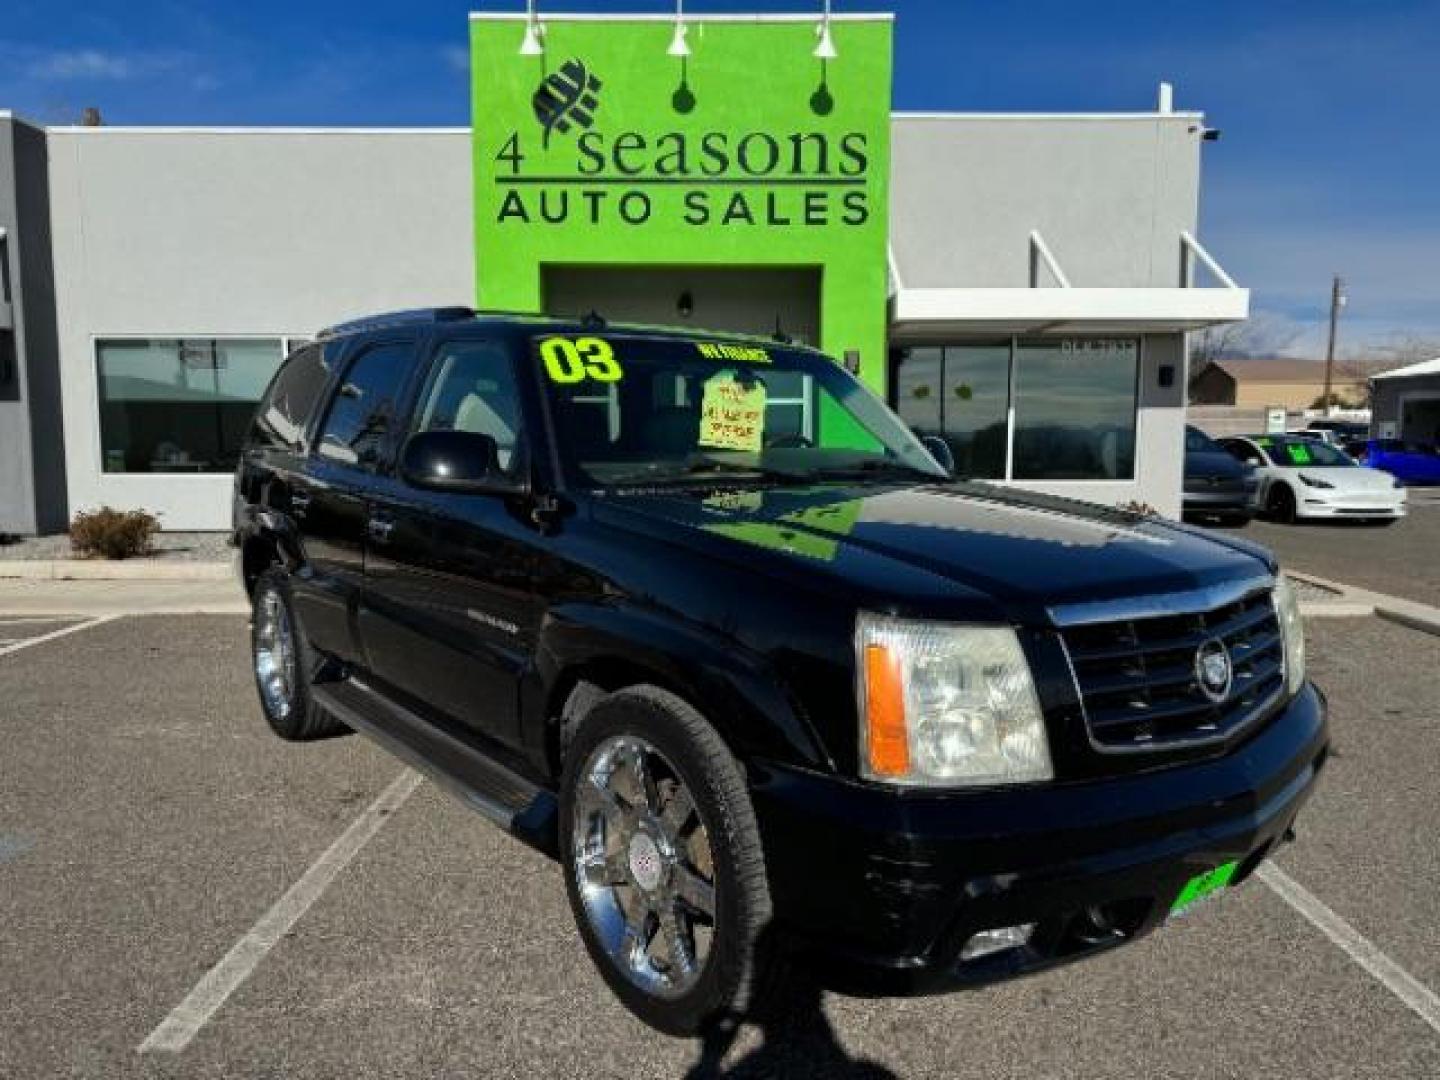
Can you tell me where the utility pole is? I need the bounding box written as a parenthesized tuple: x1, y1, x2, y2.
(1321, 274, 1346, 415)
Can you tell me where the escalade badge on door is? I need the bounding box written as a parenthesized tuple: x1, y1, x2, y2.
(1195, 638, 1234, 703)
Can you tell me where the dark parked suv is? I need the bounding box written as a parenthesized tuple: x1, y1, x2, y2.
(1182, 425, 1256, 525)
(234, 308, 1328, 1035)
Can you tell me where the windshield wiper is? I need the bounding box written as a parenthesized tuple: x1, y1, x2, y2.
(603, 459, 809, 487)
(803, 459, 947, 483)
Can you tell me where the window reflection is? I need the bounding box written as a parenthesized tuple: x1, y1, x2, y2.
(1013, 340, 1137, 480)
(893, 344, 1009, 480)
(893, 338, 1139, 482)
(96, 338, 284, 473)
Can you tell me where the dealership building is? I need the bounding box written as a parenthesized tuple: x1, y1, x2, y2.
(0, 11, 1248, 534)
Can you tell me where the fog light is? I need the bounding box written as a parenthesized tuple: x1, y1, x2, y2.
(960, 923, 1036, 961)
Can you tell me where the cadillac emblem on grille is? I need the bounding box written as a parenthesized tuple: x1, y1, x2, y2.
(1194, 638, 1234, 703)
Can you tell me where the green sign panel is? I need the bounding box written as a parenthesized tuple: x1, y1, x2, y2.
(471, 14, 893, 390)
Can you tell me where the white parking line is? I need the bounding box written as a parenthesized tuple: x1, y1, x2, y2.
(0, 615, 118, 658)
(138, 769, 424, 1054)
(1259, 861, 1440, 1036)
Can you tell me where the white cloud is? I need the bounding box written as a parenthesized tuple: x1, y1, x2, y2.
(442, 45, 469, 75)
(26, 48, 133, 80)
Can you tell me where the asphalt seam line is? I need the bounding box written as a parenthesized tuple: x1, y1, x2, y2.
(0, 614, 119, 658)
(1258, 861, 1440, 1036)
(138, 769, 423, 1054)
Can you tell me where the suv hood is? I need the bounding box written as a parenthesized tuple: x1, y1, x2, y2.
(591, 481, 1275, 619)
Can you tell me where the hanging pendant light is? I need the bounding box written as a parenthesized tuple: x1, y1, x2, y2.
(667, 0, 691, 58)
(814, 0, 838, 60)
(519, 0, 544, 56)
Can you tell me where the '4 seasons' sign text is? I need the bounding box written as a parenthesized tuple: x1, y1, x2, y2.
(492, 58, 872, 230)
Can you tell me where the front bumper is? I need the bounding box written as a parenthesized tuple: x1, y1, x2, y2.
(1182, 488, 1254, 515)
(1297, 495, 1406, 519)
(750, 682, 1328, 994)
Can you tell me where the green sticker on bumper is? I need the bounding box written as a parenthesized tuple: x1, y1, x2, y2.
(1170, 860, 1240, 916)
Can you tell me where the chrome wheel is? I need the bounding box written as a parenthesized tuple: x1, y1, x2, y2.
(254, 588, 295, 721)
(572, 735, 717, 999)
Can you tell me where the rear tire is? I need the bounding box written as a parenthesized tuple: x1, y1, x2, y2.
(250, 568, 348, 741)
(559, 686, 787, 1036)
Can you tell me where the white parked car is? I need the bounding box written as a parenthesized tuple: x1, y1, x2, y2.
(1219, 434, 1407, 525)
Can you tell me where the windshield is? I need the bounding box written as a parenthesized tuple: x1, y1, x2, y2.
(1256, 436, 1356, 468)
(531, 333, 949, 489)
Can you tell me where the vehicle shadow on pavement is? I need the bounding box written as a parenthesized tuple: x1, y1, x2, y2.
(682, 936, 896, 1080)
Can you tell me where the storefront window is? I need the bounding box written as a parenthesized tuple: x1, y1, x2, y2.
(96, 338, 284, 473)
(893, 344, 1010, 479)
(1012, 339, 1137, 480)
(892, 337, 1138, 482)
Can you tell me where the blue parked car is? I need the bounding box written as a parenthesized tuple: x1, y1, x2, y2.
(1360, 439, 1440, 486)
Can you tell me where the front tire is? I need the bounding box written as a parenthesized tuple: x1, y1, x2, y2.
(250, 568, 348, 741)
(1267, 484, 1298, 524)
(559, 686, 784, 1036)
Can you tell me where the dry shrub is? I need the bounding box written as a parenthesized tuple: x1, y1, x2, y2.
(69, 507, 160, 560)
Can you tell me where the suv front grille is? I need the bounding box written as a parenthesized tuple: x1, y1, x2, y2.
(1059, 589, 1284, 751)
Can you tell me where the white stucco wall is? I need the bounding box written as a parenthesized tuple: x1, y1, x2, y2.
(48, 127, 474, 530)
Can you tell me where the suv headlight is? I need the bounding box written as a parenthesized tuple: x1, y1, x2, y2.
(1298, 474, 1334, 489)
(1272, 577, 1306, 696)
(855, 614, 1053, 786)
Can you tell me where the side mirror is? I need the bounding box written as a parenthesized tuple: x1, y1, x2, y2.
(400, 430, 527, 496)
(920, 435, 955, 476)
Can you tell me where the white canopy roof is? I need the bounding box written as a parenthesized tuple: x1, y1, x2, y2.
(1371, 357, 1440, 380)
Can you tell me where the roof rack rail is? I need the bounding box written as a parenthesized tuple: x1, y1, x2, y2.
(316, 306, 475, 340)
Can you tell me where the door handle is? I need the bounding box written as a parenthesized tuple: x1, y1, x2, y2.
(290, 491, 312, 516)
(367, 517, 395, 543)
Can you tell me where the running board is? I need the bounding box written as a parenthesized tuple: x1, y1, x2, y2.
(312, 678, 558, 857)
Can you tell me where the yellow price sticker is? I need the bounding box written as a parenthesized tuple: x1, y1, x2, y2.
(540, 336, 623, 384)
(699, 373, 767, 452)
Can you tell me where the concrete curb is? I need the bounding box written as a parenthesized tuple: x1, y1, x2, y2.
(0, 559, 233, 582)
(1298, 600, 1376, 618)
(1286, 569, 1440, 638)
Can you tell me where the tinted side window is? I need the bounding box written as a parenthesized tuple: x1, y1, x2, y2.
(412, 339, 526, 475)
(1221, 440, 1255, 464)
(252, 344, 329, 450)
(315, 341, 414, 470)
(1185, 427, 1217, 453)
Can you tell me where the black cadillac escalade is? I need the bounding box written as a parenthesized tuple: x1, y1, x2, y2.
(233, 308, 1327, 1036)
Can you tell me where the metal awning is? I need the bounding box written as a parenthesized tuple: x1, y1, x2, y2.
(889, 231, 1249, 337)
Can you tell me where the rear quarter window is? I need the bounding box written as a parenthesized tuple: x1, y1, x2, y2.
(250, 344, 330, 450)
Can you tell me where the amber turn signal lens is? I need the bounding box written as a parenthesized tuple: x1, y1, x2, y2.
(863, 643, 909, 777)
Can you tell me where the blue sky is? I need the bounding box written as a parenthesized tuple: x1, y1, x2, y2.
(3, 0, 1437, 357)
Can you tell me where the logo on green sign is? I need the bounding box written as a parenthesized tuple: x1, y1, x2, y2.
(533, 59, 602, 148)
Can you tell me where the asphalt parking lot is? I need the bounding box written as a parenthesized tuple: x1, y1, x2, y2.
(1243, 495, 1440, 606)
(2, 606, 1439, 1078)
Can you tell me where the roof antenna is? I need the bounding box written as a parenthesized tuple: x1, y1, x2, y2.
(771, 314, 792, 344)
(581, 309, 607, 329)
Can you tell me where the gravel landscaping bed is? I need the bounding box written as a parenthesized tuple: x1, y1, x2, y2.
(0, 532, 232, 563)
(1286, 574, 1341, 602)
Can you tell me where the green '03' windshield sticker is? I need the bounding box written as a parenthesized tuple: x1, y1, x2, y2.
(540, 336, 623, 384)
